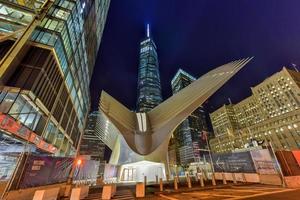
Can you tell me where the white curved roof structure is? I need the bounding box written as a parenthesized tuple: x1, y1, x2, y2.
(98, 58, 253, 164)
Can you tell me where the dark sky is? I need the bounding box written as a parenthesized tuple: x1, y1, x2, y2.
(90, 0, 300, 113)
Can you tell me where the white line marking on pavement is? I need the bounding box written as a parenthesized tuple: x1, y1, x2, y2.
(159, 194, 179, 200)
(227, 188, 297, 200)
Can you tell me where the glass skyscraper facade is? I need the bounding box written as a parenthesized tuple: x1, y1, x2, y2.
(0, 0, 110, 156)
(136, 25, 162, 112)
(79, 111, 106, 161)
(170, 69, 209, 165)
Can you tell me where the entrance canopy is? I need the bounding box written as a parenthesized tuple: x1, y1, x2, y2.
(119, 160, 166, 182)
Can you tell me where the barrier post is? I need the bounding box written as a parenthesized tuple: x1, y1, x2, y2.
(242, 173, 247, 183)
(144, 176, 147, 186)
(187, 175, 192, 188)
(222, 173, 227, 185)
(200, 174, 204, 187)
(212, 173, 216, 186)
(166, 174, 170, 183)
(174, 177, 178, 190)
(232, 173, 237, 184)
(136, 182, 145, 198)
(159, 178, 163, 192)
(102, 184, 116, 200)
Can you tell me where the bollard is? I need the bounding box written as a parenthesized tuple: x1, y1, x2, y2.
(156, 175, 158, 184)
(187, 176, 192, 188)
(159, 178, 163, 192)
(144, 176, 147, 186)
(199, 174, 204, 187)
(33, 188, 60, 200)
(136, 182, 145, 198)
(185, 174, 189, 183)
(174, 177, 178, 190)
(70, 186, 89, 200)
(232, 173, 237, 184)
(211, 173, 216, 186)
(64, 184, 72, 197)
(242, 173, 247, 183)
(222, 173, 227, 185)
(102, 184, 116, 200)
(203, 172, 208, 181)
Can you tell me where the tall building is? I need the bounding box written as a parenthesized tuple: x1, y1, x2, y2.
(170, 69, 209, 165)
(210, 67, 300, 153)
(210, 104, 238, 137)
(0, 0, 110, 156)
(136, 24, 162, 112)
(80, 111, 105, 161)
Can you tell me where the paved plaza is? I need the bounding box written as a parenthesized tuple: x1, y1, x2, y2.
(81, 184, 300, 200)
(155, 185, 299, 200)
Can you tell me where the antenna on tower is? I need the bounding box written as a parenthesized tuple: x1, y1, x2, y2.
(291, 63, 299, 72)
(146, 24, 150, 38)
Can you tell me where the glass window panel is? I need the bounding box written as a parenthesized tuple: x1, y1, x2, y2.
(24, 113, 36, 129)
(55, 131, 64, 148)
(0, 91, 7, 103)
(9, 95, 25, 115)
(44, 121, 57, 144)
(18, 114, 28, 124)
(0, 92, 17, 113)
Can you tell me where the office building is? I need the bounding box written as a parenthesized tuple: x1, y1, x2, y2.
(171, 69, 209, 164)
(0, 0, 110, 156)
(210, 67, 300, 153)
(136, 24, 162, 112)
(80, 111, 106, 161)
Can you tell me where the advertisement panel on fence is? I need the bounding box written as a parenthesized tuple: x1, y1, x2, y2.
(208, 151, 256, 173)
(19, 155, 73, 189)
(0, 153, 20, 181)
(104, 164, 118, 180)
(73, 160, 100, 181)
(250, 149, 277, 174)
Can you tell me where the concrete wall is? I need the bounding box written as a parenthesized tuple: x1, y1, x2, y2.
(214, 173, 223, 180)
(4, 183, 67, 200)
(259, 174, 282, 186)
(284, 176, 300, 188)
(244, 173, 260, 183)
(214, 173, 260, 183)
(210, 172, 285, 186)
(224, 173, 233, 181)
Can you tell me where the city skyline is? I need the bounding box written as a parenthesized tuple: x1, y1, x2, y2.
(1, 1, 300, 198)
(91, 0, 300, 112)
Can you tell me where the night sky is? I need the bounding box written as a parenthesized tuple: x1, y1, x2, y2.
(90, 0, 300, 113)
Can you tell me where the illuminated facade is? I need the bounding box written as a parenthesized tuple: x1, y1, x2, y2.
(210, 67, 300, 153)
(99, 58, 252, 181)
(79, 111, 106, 161)
(170, 69, 209, 164)
(0, 0, 110, 156)
(136, 24, 162, 112)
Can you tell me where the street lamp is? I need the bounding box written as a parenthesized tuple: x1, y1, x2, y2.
(76, 159, 82, 166)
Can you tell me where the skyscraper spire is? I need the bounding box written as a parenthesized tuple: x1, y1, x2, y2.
(147, 24, 150, 38)
(137, 25, 162, 112)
